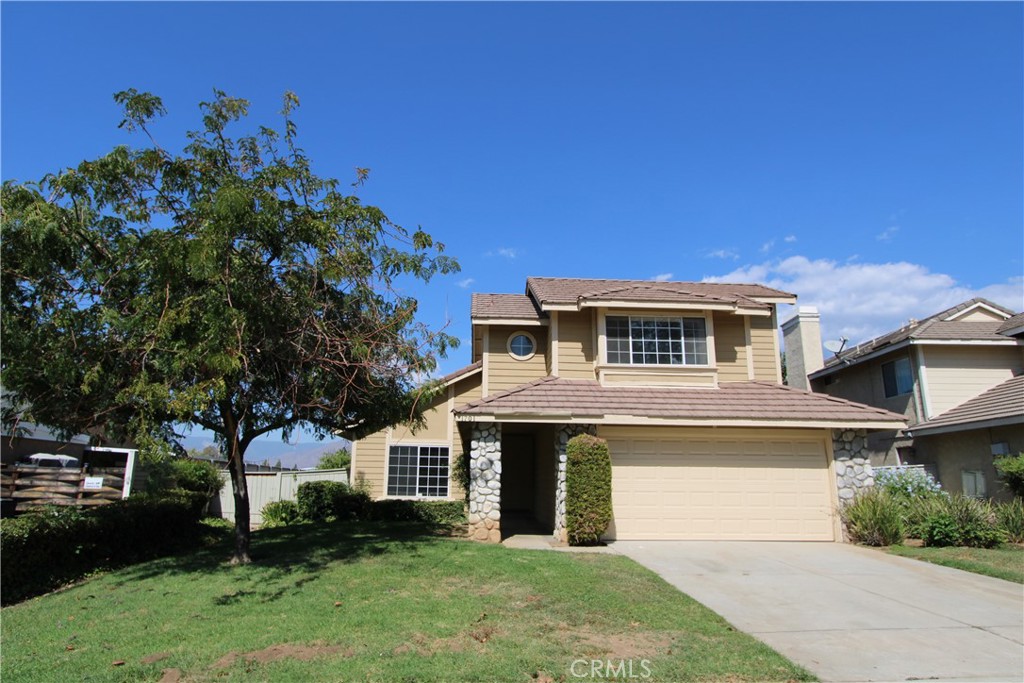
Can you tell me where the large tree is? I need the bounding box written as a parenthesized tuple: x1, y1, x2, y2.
(1, 90, 458, 562)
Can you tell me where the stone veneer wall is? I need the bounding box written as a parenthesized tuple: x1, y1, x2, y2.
(552, 424, 598, 543)
(833, 428, 874, 504)
(468, 423, 502, 542)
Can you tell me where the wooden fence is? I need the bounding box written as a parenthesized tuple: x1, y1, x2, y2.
(211, 469, 349, 526)
(1, 465, 129, 511)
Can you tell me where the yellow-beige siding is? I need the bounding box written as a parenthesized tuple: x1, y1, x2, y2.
(920, 346, 1023, 418)
(352, 372, 481, 500)
(555, 311, 596, 379)
(485, 325, 549, 393)
(713, 312, 751, 382)
(748, 315, 780, 381)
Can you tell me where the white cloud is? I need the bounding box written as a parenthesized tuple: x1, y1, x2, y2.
(705, 255, 1024, 345)
(497, 247, 519, 259)
(784, 235, 797, 243)
(760, 239, 776, 253)
(457, 278, 475, 289)
(650, 273, 673, 282)
(876, 225, 900, 242)
(705, 248, 739, 260)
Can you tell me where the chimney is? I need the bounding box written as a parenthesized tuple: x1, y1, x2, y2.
(781, 306, 824, 390)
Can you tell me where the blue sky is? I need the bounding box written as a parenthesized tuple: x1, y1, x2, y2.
(3, 2, 1022, 452)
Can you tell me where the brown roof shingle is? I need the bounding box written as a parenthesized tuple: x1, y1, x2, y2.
(912, 374, 1024, 435)
(455, 377, 904, 427)
(525, 277, 794, 309)
(814, 298, 1019, 377)
(470, 293, 544, 321)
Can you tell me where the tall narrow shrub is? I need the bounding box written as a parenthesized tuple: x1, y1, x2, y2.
(565, 434, 612, 546)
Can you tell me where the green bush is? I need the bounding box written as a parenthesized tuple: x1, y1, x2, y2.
(994, 498, 1024, 543)
(994, 453, 1024, 498)
(920, 495, 1005, 548)
(565, 434, 612, 546)
(316, 448, 351, 471)
(903, 495, 949, 539)
(296, 480, 369, 522)
(369, 499, 466, 528)
(260, 500, 301, 528)
(170, 458, 224, 498)
(875, 466, 945, 500)
(0, 496, 204, 605)
(840, 488, 904, 546)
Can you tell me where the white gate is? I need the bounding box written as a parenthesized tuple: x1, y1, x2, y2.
(212, 469, 349, 526)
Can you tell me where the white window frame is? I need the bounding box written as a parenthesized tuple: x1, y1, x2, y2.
(604, 314, 710, 367)
(385, 443, 451, 499)
(506, 331, 537, 361)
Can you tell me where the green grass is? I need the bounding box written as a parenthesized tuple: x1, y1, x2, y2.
(1, 522, 813, 682)
(886, 543, 1024, 584)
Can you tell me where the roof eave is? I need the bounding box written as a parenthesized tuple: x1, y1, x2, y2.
(454, 413, 905, 430)
(910, 415, 1024, 437)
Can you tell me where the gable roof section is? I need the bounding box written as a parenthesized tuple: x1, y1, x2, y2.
(811, 298, 1019, 379)
(525, 277, 795, 313)
(436, 361, 482, 388)
(455, 377, 905, 429)
(998, 312, 1024, 338)
(470, 293, 545, 322)
(911, 373, 1024, 437)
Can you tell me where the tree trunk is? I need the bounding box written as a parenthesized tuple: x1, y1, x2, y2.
(226, 452, 252, 564)
(222, 407, 252, 564)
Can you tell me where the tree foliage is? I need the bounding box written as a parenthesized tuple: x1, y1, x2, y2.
(1, 89, 458, 561)
(317, 447, 351, 471)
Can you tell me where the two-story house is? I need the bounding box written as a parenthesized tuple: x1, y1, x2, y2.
(786, 299, 1023, 501)
(352, 277, 903, 543)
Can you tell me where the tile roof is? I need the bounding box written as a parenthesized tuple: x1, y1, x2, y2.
(912, 374, 1024, 435)
(455, 377, 904, 427)
(470, 293, 544, 320)
(436, 361, 482, 386)
(998, 313, 1024, 336)
(815, 298, 1019, 376)
(525, 277, 794, 309)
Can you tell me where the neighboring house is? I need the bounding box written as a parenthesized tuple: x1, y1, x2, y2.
(786, 299, 1023, 501)
(352, 277, 904, 543)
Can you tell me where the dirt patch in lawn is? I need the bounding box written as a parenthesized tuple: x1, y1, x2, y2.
(211, 642, 354, 670)
(158, 669, 181, 683)
(141, 651, 171, 665)
(570, 626, 675, 659)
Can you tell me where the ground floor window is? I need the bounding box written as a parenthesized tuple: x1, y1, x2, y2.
(387, 445, 450, 498)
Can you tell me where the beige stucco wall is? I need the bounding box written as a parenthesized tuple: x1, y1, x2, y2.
(920, 345, 1023, 418)
(485, 324, 549, 393)
(914, 424, 1023, 502)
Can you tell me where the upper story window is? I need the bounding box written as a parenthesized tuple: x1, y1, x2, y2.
(881, 357, 913, 398)
(507, 332, 536, 361)
(606, 315, 708, 366)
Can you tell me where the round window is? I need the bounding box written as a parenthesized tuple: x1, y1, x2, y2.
(507, 332, 536, 360)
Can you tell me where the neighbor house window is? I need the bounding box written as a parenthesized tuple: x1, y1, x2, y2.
(961, 469, 986, 498)
(606, 315, 708, 366)
(881, 357, 914, 398)
(387, 445, 449, 498)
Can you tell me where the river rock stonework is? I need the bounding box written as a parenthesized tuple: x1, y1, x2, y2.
(468, 423, 502, 543)
(553, 424, 598, 543)
(833, 428, 874, 505)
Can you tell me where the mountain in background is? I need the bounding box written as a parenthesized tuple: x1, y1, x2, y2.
(180, 435, 350, 470)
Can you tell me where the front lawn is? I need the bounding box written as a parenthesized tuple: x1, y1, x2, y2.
(886, 544, 1024, 584)
(1, 522, 812, 682)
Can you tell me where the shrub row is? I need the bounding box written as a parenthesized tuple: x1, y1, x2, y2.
(260, 481, 466, 530)
(1, 493, 207, 605)
(841, 489, 1020, 548)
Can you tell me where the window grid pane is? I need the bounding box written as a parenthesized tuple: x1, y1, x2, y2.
(387, 445, 449, 498)
(606, 315, 707, 366)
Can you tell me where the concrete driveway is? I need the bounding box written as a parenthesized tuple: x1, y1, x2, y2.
(612, 541, 1023, 682)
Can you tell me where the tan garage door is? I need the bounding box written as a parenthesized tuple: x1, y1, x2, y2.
(601, 427, 835, 541)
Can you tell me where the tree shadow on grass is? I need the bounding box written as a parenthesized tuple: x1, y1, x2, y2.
(105, 521, 456, 605)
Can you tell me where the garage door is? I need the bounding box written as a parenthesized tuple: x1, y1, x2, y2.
(601, 427, 835, 541)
